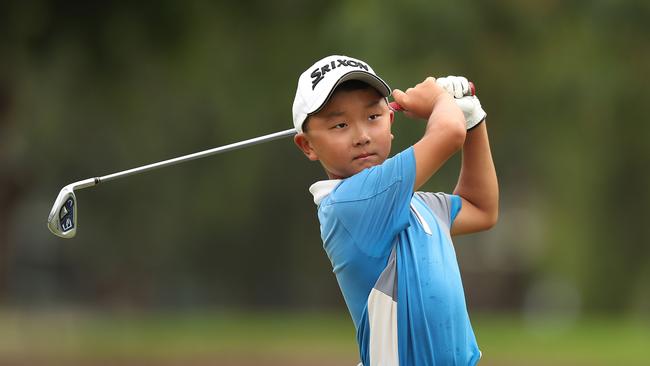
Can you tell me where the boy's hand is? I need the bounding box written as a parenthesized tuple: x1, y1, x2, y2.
(392, 77, 451, 120)
(436, 76, 487, 130)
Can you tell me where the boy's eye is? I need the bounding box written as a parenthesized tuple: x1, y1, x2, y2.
(332, 122, 347, 129)
(369, 114, 381, 120)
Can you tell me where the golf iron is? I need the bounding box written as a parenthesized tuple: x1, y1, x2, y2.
(47, 128, 297, 238)
(47, 80, 476, 238)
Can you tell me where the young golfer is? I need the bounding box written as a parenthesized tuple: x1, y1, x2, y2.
(292, 55, 498, 366)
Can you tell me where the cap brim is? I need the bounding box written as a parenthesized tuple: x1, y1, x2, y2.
(308, 71, 391, 116)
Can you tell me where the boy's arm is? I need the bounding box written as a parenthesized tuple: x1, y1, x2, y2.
(450, 121, 499, 235)
(392, 77, 467, 191)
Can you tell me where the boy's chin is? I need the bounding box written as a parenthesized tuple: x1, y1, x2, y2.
(326, 158, 386, 179)
(348, 158, 384, 175)
(356, 161, 379, 171)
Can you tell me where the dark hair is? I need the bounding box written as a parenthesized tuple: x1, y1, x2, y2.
(334, 79, 373, 93)
(303, 80, 375, 132)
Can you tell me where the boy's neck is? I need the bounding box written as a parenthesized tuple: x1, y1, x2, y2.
(327, 171, 346, 180)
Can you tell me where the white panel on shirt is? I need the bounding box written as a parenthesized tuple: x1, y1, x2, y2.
(367, 244, 399, 366)
(368, 288, 398, 366)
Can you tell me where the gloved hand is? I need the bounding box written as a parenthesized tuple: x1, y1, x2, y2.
(436, 76, 487, 130)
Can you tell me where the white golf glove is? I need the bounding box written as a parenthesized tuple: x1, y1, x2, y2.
(436, 76, 487, 130)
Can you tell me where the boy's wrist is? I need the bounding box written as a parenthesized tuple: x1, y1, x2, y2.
(466, 119, 486, 134)
(467, 119, 486, 132)
(426, 95, 467, 141)
(431, 93, 463, 122)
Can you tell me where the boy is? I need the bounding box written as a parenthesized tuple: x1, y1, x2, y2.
(292, 55, 498, 366)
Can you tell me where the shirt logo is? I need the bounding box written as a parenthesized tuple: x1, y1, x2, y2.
(310, 59, 369, 90)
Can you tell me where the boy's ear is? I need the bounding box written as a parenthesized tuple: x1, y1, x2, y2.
(294, 133, 319, 161)
(389, 109, 395, 139)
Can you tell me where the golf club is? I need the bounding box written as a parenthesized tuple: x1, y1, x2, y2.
(47, 128, 297, 238)
(47, 80, 475, 238)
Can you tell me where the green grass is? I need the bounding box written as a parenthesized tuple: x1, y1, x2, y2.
(473, 314, 650, 365)
(0, 309, 359, 365)
(0, 309, 648, 365)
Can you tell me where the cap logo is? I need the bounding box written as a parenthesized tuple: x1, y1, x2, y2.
(310, 58, 369, 90)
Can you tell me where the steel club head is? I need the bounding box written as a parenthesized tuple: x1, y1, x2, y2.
(47, 185, 78, 238)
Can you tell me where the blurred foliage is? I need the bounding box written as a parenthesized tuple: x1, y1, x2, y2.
(0, 0, 648, 315)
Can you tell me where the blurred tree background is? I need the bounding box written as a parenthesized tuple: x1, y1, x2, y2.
(1, 0, 648, 333)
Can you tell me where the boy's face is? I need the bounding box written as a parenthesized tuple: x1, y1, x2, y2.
(294, 87, 394, 179)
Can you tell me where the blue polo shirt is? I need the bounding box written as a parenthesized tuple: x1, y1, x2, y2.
(309, 147, 481, 366)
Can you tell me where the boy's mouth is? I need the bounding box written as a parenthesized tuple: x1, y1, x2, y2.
(353, 152, 375, 161)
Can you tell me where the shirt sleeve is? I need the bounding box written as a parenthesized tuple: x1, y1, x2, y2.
(324, 147, 416, 257)
(413, 192, 463, 230)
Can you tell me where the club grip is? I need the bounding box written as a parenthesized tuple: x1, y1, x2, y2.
(389, 81, 476, 112)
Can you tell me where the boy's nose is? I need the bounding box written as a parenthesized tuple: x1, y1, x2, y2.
(353, 129, 370, 146)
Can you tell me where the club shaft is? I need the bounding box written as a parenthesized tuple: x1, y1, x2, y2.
(95, 128, 297, 185)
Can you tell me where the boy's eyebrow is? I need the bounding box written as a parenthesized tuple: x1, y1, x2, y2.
(323, 110, 345, 118)
(322, 99, 383, 118)
(365, 99, 382, 108)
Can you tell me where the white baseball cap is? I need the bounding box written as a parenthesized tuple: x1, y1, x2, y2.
(292, 55, 391, 133)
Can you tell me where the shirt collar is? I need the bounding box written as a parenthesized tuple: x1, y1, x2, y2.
(309, 179, 342, 205)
